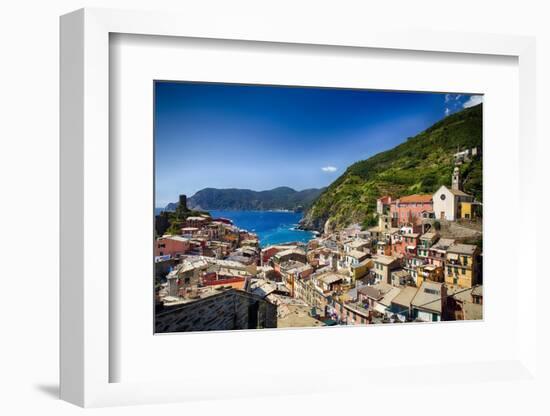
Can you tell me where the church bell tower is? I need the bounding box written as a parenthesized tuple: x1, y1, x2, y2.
(452, 167, 461, 191)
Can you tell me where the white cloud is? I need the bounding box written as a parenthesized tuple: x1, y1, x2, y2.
(463, 95, 483, 108)
(445, 108, 451, 116)
(445, 93, 462, 103)
(321, 166, 337, 173)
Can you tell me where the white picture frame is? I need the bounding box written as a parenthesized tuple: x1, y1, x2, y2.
(60, 7, 538, 408)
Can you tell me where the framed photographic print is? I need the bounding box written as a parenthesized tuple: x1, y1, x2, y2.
(60, 7, 538, 408)
(153, 81, 485, 333)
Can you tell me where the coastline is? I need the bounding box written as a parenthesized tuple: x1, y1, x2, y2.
(207, 209, 316, 247)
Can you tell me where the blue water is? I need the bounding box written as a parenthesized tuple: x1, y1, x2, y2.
(210, 210, 315, 247)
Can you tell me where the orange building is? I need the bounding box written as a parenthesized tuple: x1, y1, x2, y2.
(390, 194, 433, 226)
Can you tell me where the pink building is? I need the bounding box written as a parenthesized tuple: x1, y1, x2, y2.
(392, 232, 420, 256)
(155, 236, 190, 258)
(390, 194, 433, 226)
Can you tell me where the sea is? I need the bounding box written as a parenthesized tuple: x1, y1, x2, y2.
(211, 210, 315, 247)
(155, 208, 316, 247)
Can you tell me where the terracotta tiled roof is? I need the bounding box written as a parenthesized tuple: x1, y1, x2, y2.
(398, 194, 433, 203)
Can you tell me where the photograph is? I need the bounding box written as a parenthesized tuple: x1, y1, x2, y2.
(153, 81, 483, 333)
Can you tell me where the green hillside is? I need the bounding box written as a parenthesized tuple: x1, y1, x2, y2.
(301, 103, 483, 232)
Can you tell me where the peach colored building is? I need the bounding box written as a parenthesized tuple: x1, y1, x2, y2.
(390, 194, 433, 226)
(392, 232, 420, 256)
(155, 235, 190, 258)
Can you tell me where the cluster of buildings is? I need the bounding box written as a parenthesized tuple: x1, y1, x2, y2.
(155, 164, 483, 332)
(377, 165, 481, 224)
(453, 146, 481, 165)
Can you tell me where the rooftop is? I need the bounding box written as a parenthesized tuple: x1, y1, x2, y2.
(420, 232, 438, 241)
(282, 261, 312, 274)
(181, 227, 199, 232)
(358, 282, 393, 300)
(347, 249, 369, 260)
(472, 285, 483, 297)
(273, 248, 306, 259)
(318, 273, 345, 285)
(391, 286, 419, 307)
(411, 281, 443, 313)
(378, 286, 402, 307)
(448, 188, 471, 197)
(276, 304, 325, 328)
(352, 258, 372, 269)
(431, 238, 456, 251)
(169, 257, 209, 276)
(392, 269, 411, 279)
(346, 239, 370, 248)
(206, 258, 253, 269)
(262, 244, 298, 252)
(162, 286, 239, 306)
(158, 235, 190, 243)
(398, 194, 433, 204)
(249, 279, 277, 298)
(447, 243, 478, 255)
(373, 255, 399, 265)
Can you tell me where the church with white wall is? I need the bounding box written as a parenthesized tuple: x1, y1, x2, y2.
(432, 167, 474, 221)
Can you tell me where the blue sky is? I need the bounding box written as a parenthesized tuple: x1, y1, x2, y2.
(155, 81, 481, 207)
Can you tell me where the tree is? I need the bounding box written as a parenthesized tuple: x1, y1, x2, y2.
(362, 213, 379, 230)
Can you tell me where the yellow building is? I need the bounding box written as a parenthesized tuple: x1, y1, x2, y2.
(460, 201, 482, 220)
(444, 243, 480, 288)
(415, 264, 444, 287)
(351, 258, 373, 282)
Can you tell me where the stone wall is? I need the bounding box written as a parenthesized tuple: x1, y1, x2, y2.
(156, 289, 277, 333)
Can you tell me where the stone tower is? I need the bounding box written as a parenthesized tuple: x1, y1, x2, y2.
(179, 194, 188, 210)
(452, 167, 461, 191)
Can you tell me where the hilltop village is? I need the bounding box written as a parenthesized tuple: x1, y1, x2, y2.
(155, 151, 483, 332)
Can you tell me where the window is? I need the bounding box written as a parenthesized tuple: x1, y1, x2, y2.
(463, 256, 468, 266)
(440, 194, 446, 200)
(461, 268, 466, 275)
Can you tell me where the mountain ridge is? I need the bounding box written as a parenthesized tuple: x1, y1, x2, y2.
(161, 186, 326, 212)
